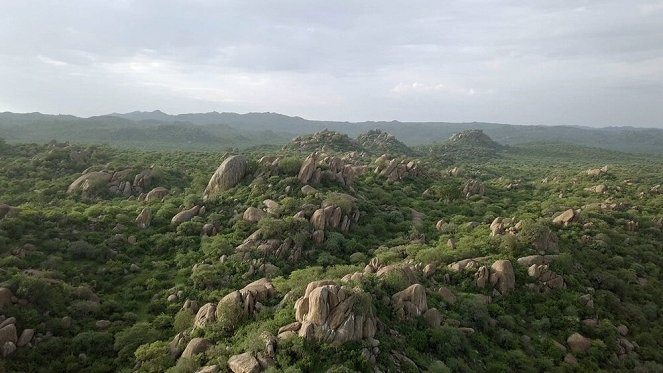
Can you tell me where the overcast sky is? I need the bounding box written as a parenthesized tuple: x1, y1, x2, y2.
(1, 1, 662, 127)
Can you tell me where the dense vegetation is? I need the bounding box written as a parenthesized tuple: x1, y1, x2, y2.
(1, 130, 662, 372)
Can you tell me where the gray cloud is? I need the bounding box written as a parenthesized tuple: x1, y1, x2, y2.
(1, 0, 662, 127)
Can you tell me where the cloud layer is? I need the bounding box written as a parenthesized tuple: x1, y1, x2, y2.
(1, 0, 662, 126)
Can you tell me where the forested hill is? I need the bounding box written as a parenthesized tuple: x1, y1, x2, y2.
(1, 111, 663, 154)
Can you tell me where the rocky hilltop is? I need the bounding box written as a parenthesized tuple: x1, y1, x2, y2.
(357, 129, 413, 155)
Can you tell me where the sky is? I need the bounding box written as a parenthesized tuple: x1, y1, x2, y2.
(1, 1, 662, 127)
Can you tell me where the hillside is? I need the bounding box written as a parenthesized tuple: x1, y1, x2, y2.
(1, 136, 662, 372)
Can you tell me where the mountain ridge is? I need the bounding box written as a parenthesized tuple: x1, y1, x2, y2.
(1, 111, 663, 154)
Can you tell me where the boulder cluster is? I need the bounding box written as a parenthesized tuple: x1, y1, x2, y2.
(356, 129, 412, 155)
(67, 168, 157, 198)
(449, 259, 516, 296)
(298, 152, 368, 186)
(309, 194, 360, 243)
(0, 288, 35, 357)
(287, 129, 359, 153)
(279, 280, 377, 345)
(373, 154, 420, 183)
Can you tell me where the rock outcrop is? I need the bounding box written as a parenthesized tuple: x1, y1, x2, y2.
(298, 153, 366, 186)
(391, 284, 428, 319)
(67, 168, 157, 198)
(283, 280, 377, 344)
(309, 194, 360, 243)
(67, 171, 113, 195)
(235, 231, 304, 262)
(373, 155, 420, 183)
(357, 129, 412, 155)
(463, 180, 486, 198)
(585, 166, 608, 177)
(216, 278, 276, 323)
(203, 155, 248, 200)
(527, 264, 565, 291)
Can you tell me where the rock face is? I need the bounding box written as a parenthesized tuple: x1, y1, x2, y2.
(553, 209, 577, 225)
(392, 284, 428, 319)
(203, 155, 248, 200)
(227, 352, 260, 373)
(171, 205, 201, 225)
(567, 333, 591, 353)
(235, 230, 304, 262)
(135, 207, 152, 228)
(489, 260, 516, 295)
(286, 280, 377, 344)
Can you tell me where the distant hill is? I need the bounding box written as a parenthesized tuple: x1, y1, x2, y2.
(1, 111, 663, 154)
(426, 129, 504, 163)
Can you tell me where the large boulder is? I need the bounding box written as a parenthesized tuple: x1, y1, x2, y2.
(567, 333, 591, 354)
(181, 337, 210, 359)
(228, 352, 260, 373)
(67, 171, 113, 194)
(194, 303, 217, 329)
(553, 209, 577, 225)
(392, 284, 428, 319)
(135, 207, 152, 228)
(0, 324, 17, 346)
(17, 329, 34, 347)
(203, 155, 248, 200)
(287, 280, 377, 344)
(243, 207, 265, 223)
(298, 154, 318, 184)
(0, 287, 14, 308)
(145, 187, 169, 201)
(171, 205, 201, 225)
(215, 279, 276, 326)
(489, 260, 515, 295)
